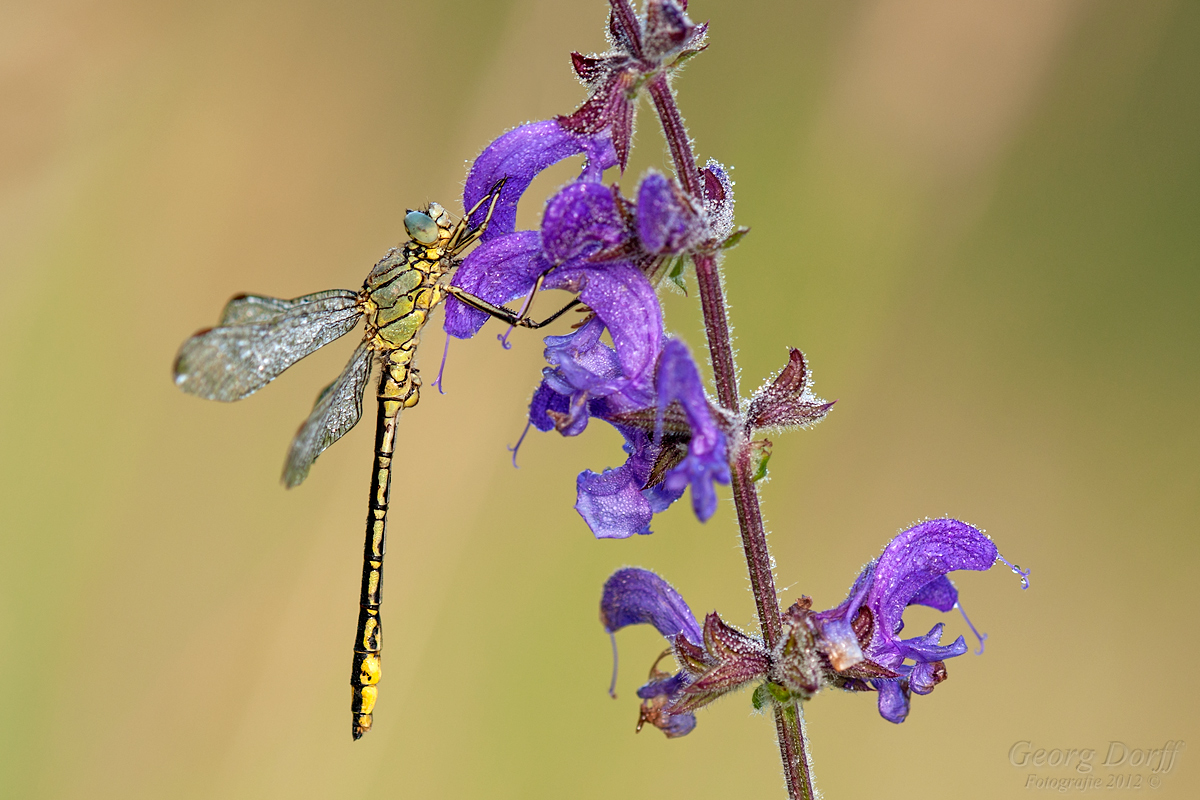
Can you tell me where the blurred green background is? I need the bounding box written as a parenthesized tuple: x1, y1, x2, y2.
(2, 0, 1197, 797)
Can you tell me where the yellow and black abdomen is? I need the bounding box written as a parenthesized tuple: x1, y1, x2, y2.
(351, 243, 449, 738)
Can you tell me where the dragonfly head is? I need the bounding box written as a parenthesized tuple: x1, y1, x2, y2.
(404, 209, 439, 245)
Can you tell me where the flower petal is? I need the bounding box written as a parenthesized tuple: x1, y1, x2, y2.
(655, 339, 730, 521)
(444, 231, 551, 338)
(868, 519, 997, 650)
(541, 182, 629, 264)
(908, 575, 959, 612)
(636, 170, 703, 255)
(463, 121, 617, 240)
(875, 679, 911, 724)
(600, 567, 703, 645)
(910, 660, 949, 696)
(576, 465, 654, 539)
(896, 622, 968, 665)
(547, 261, 664, 390)
(636, 671, 688, 700)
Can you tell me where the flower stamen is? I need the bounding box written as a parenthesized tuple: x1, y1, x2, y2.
(430, 330, 452, 395)
(997, 554, 1032, 589)
(955, 600, 988, 656)
(507, 420, 533, 468)
(608, 632, 620, 699)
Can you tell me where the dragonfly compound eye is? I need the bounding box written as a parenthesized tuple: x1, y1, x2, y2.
(404, 210, 439, 245)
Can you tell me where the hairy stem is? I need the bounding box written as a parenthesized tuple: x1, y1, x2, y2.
(607, 0, 644, 58)
(646, 70, 817, 799)
(776, 702, 818, 800)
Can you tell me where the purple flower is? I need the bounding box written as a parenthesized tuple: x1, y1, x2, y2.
(601, 567, 768, 738)
(636, 170, 704, 255)
(461, 119, 617, 243)
(599, 521, 1028, 738)
(446, 126, 735, 342)
(538, 333, 731, 539)
(803, 518, 1026, 723)
(445, 120, 620, 339)
(446, 119, 732, 539)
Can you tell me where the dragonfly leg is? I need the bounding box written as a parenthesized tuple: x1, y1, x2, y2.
(445, 279, 582, 331)
(447, 177, 509, 253)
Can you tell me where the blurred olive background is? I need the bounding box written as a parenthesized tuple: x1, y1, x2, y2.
(2, 0, 1198, 797)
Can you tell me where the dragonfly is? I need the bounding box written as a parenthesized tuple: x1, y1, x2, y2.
(173, 181, 578, 739)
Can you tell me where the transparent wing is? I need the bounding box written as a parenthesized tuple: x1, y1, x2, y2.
(174, 290, 362, 402)
(218, 290, 359, 326)
(282, 341, 374, 488)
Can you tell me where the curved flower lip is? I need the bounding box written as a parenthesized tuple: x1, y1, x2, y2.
(601, 567, 703, 738)
(601, 567, 703, 646)
(813, 518, 998, 682)
(462, 120, 617, 242)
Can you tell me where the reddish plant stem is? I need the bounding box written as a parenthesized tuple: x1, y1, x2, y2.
(645, 70, 815, 799)
(607, 0, 644, 58)
(727, 425, 783, 646)
(776, 702, 818, 800)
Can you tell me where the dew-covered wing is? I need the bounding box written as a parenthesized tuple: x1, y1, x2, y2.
(174, 290, 362, 402)
(282, 341, 373, 488)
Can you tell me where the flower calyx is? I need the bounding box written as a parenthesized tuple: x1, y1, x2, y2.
(667, 612, 771, 716)
(562, 0, 708, 169)
(746, 348, 835, 435)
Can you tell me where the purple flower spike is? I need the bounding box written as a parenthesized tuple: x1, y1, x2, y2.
(463, 120, 617, 239)
(637, 170, 704, 255)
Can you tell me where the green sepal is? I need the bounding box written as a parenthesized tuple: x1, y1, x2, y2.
(748, 439, 773, 483)
(666, 256, 689, 294)
(751, 681, 796, 711)
(668, 42, 709, 72)
(722, 226, 751, 250)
